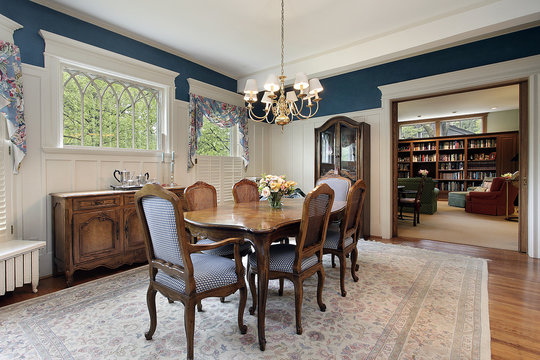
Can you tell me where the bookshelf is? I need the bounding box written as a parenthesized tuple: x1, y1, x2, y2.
(397, 131, 518, 198)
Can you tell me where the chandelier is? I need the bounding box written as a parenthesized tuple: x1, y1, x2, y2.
(243, 0, 323, 127)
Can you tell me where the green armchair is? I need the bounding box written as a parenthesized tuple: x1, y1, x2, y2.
(398, 177, 440, 214)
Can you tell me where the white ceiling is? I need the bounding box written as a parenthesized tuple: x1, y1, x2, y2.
(398, 84, 520, 121)
(34, 0, 540, 92)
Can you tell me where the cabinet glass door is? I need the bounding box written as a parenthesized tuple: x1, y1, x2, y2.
(340, 123, 357, 180)
(320, 125, 336, 177)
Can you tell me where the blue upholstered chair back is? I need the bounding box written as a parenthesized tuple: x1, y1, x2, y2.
(316, 175, 350, 202)
(141, 195, 184, 267)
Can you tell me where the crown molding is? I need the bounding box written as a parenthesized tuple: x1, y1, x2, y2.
(0, 13, 23, 42)
(188, 78, 244, 107)
(31, 0, 237, 79)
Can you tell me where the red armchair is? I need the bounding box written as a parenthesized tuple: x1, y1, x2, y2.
(465, 177, 518, 216)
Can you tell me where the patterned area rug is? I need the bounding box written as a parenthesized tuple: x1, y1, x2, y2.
(0, 241, 490, 359)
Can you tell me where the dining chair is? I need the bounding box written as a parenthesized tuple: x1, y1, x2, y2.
(232, 178, 260, 203)
(134, 184, 247, 360)
(316, 173, 351, 202)
(398, 176, 425, 226)
(185, 181, 253, 258)
(185, 181, 253, 306)
(323, 179, 367, 297)
(247, 183, 335, 335)
(316, 173, 352, 267)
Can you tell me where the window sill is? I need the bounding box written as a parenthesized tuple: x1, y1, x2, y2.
(42, 146, 165, 158)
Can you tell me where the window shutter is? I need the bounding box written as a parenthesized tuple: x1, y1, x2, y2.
(0, 124, 11, 241)
(221, 157, 243, 203)
(196, 156, 243, 204)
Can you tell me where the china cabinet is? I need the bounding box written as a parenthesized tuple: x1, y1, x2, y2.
(315, 116, 370, 237)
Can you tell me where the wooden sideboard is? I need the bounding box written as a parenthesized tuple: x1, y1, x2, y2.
(51, 186, 185, 286)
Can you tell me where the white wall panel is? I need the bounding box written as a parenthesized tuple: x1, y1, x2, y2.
(46, 160, 73, 193)
(99, 161, 122, 188)
(74, 160, 98, 191)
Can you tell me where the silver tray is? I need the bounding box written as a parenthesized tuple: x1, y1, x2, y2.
(110, 185, 143, 191)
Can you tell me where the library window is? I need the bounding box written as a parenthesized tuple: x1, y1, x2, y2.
(399, 122, 435, 139)
(440, 118, 482, 137)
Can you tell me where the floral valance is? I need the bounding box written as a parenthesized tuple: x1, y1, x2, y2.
(0, 41, 26, 173)
(188, 93, 248, 169)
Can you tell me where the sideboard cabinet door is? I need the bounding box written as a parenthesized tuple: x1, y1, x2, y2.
(72, 209, 122, 264)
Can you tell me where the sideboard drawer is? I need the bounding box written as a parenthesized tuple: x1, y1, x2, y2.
(73, 195, 121, 211)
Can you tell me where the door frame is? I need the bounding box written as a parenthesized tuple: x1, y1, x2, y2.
(391, 81, 528, 252)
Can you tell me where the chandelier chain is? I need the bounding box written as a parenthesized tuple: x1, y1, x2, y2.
(281, 0, 284, 77)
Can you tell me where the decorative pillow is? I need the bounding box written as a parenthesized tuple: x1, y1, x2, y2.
(474, 187, 487, 192)
(482, 181, 492, 192)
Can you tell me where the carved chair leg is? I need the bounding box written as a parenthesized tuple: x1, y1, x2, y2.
(350, 247, 359, 282)
(331, 254, 336, 268)
(293, 279, 304, 335)
(317, 269, 326, 312)
(196, 301, 203, 312)
(220, 297, 226, 303)
(338, 254, 347, 297)
(184, 299, 196, 360)
(278, 278, 284, 296)
(145, 286, 157, 340)
(248, 270, 257, 315)
(238, 286, 248, 334)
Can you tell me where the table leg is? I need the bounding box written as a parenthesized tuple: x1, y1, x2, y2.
(255, 240, 271, 351)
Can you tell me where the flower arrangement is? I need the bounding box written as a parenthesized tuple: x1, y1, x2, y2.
(418, 169, 429, 177)
(501, 172, 513, 179)
(259, 174, 297, 209)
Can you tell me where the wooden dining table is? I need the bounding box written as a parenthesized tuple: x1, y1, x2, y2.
(183, 197, 346, 351)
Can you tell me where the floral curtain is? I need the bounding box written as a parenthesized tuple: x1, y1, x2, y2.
(188, 93, 248, 169)
(0, 41, 26, 173)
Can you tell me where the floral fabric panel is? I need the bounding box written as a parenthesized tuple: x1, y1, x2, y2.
(188, 93, 248, 169)
(0, 41, 26, 173)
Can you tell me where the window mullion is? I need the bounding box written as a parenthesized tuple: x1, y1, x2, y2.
(131, 98, 135, 149)
(80, 90, 85, 146)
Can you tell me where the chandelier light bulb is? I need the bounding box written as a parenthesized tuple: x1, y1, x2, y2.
(243, 79, 258, 94)
(309, 78, 323, 95)
(264, 74, 280, 92)
(293, 72, 309, 90)
(286, 91, 298, 103)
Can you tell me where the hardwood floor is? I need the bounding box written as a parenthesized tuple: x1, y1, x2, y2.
(1, 239, 539, 359)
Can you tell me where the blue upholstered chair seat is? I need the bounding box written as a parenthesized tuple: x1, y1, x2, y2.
(155, 253, 238, 294)
(248, 244, 318, 273)
(323, 228, 353, 250)
(196, 238, 252, 257)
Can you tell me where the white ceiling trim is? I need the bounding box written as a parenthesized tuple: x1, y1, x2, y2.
(30, 0, 238, 79)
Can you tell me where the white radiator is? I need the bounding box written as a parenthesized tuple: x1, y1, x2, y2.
(0, 240, 46, 295)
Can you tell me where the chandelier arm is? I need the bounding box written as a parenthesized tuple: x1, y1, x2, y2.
(291, 100, 320, 120)
(247, 106, 274, 123)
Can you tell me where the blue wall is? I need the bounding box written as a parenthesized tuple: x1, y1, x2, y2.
(0, 0, 237, 101)
(317, 26, 540, 117)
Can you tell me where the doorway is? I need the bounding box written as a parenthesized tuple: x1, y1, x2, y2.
(391, 81, 528, 252)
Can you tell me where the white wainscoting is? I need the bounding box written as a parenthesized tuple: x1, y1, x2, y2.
(267, 110, 383, 237)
